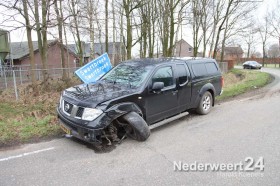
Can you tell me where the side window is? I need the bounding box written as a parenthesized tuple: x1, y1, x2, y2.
(192, 63, 207, 77)
(176, 64, 189, 85)
(205, 62, 218, 74)
(152, 66, 174, 87)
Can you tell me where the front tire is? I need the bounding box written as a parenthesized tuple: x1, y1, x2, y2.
(121, 112, 150, 141)
(196, 91, 213, 115)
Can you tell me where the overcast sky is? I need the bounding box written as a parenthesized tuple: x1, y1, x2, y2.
(0, 0, 278, 56)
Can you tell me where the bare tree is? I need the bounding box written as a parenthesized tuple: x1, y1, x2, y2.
(0, 0, 36, 85)
(191, 0, 202, 57)
(122, 0, 143, 59)
(86, 0, 96, 59)
(33, 0, 51, 81)
(22, 0, 36, 85)
(213, 0, 235, 59)
(242, 26, 257, 59)
(68, 0, 83, 66)
(105, 0, 109, 53)
(112, 0, 116, 65)
(268, 44, 280, 58)
(200, 0, 213, 57)
(257, 16, 270, 66)
(54, 0, 68, 80)
(158, 0, 189, 57)
(268, 2, 280, 67)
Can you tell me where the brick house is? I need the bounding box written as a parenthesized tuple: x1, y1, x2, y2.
(174, 39, 194, 57)
(67, 42, 125, 66)
(224, 46, 244, 61)
(7, 40, 77, 68)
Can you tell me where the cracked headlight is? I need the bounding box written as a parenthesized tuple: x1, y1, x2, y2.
(82, 108, 103, 121)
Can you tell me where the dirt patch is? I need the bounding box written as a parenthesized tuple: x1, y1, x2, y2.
(223, 73, 244, 88)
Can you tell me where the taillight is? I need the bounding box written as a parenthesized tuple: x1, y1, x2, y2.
(221, 76, 224, 88)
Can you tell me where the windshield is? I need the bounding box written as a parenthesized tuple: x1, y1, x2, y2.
(101, 63, 152, 87)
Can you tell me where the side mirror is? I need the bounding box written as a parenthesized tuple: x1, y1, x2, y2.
(152, 82, 164, 91)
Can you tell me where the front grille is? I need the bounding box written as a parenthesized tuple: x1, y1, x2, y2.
(76, 107, 84, 118)
(62, 100, 84, 119)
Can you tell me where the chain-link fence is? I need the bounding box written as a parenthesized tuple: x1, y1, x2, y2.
(0, 65, 79, 100)
(1, 62, 229, 100)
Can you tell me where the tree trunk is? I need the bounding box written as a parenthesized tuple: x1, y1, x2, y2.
(112, 0, 116, 65)
(247, 44, 251, 59)
(22, 0, 36, 85)
(168, 0, 175, 57)
(262, 42, 265, 66)
(105, 0, 109, 53)
(123, 0, 132, 59)
(88, 0, 95, 60)
(120, 6, 125, 60)
(220, 16, 230, 62)
(34, 0, 49, 81)
(55, 0, 67, 80)
(213, 0, 234, 59)
(71, 0, 83, 66)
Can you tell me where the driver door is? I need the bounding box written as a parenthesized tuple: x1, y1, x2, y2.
(145, 65, 178, 124)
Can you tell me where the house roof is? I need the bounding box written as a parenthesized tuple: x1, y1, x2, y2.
(67, 42, 124, 57)
(224, 46, 244, 55)
(7, 40, 124, 60)
(7, 40, 57, 60)
(176, 39, 193, 48)
(0, 28, 9, 34)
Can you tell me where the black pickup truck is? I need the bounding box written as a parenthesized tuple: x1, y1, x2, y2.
(57, 58, 223, 144)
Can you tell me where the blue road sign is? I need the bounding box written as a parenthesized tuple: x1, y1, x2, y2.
(75, 53, 112, 83)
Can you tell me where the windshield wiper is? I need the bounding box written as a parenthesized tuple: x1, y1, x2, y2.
(86, 84, 92, 95)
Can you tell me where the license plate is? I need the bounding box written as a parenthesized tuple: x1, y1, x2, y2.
(60, 123, 71, 135)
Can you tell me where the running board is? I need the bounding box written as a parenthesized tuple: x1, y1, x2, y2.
(149, 112, 189, 130)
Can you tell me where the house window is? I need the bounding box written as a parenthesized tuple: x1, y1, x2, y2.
(188, 47, 192, 52)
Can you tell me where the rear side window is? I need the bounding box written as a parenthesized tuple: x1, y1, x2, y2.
(152, 66, 174, 87)
(205, 62, 218, 74)
(192, 63, 207, 77)
(176, 64, 189, 85)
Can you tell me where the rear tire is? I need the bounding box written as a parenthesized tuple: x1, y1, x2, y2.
(121, 112, 150, 141)
(196, 91, 213, 115)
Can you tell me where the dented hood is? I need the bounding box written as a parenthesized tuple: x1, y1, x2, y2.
(63, 81, 138, 107)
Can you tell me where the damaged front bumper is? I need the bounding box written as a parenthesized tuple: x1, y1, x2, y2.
(57, 107, 107, 144)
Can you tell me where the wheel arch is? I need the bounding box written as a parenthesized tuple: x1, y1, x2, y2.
(194, 83, 216, 108)
(105, 102, 143, 121)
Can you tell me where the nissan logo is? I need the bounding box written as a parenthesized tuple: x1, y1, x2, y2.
(64, 103, 71, 112)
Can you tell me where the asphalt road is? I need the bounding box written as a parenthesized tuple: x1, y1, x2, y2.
(1, 68, 280, 186)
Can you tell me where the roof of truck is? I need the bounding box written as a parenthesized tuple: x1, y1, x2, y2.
(121, 57, 216, 67)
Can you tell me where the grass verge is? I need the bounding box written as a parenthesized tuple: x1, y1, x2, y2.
(263, 64, 280, 68)
(0, 102, 61, 147)
(0, 77, 81, 148)
(217, 68, 271, 101)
